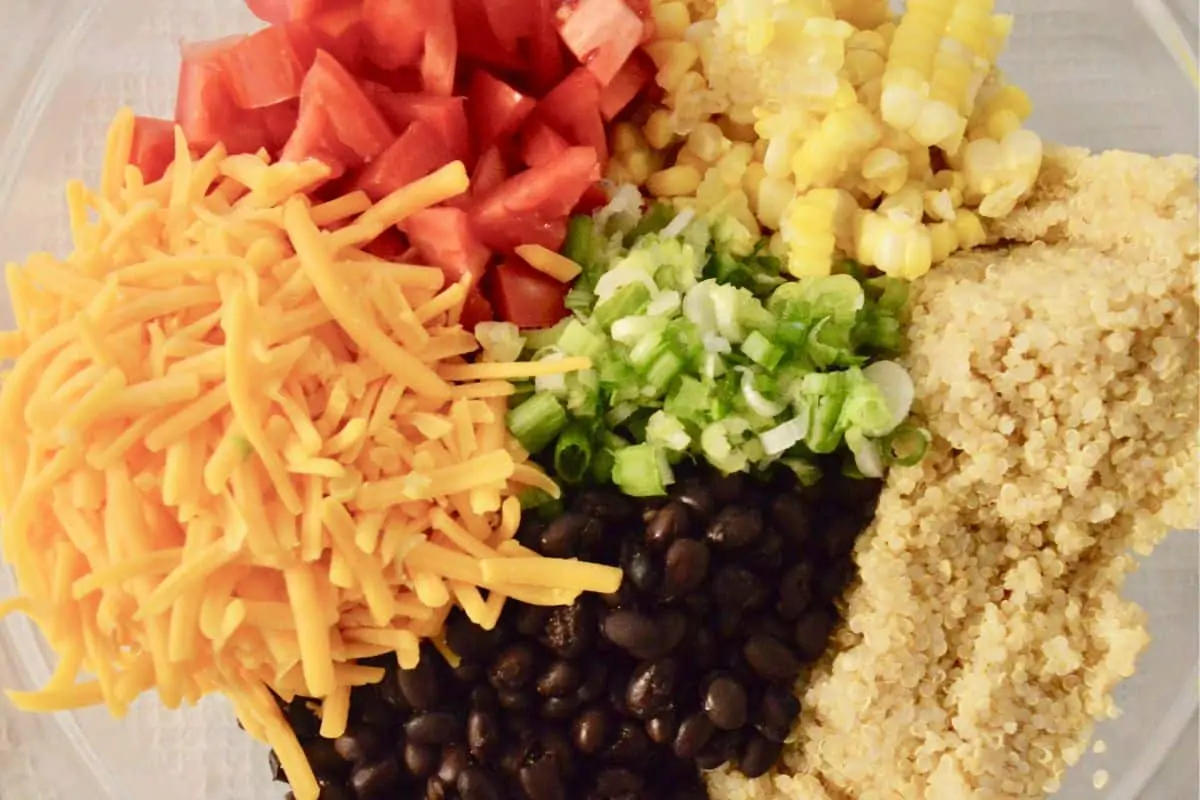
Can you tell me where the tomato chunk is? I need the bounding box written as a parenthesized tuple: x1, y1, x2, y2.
(468, 71, 536, 154)
(220, 26, 307, 109)
(471, 146, 599, 251)
(289, 5, 366, 71)
(363, 0, 425, 70)
(459, 289, 495, 330)
(258, 100, 301, 153)
(246, 0, 349, 22)
(452, 0, 525, 73)
(527, 0, 568, 93)
(294, 51, 394, 164)
(480, 0, 538, 48)
(556, 0, 643, 87)
(360, 86, 471, 165)
(519, 119, 570, 168)
(534, 68, 608, 165)
(420, 0, 458, 96)
(351, 120, 458, 201)
(469, 144, 510, 199)
(130, 117, 177, 183)
(599, 50, 653, 120)
(176, 37, 267, 155)
(491, 257, 570, 328)
(362, 228, 410, 261)
(402, 207, 491, 285)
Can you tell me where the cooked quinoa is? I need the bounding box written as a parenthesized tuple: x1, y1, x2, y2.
(707, 148, 1199, 800)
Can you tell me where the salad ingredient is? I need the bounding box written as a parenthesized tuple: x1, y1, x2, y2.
(0, 111, 613, 800)
(516, 208, 919, 492)
(705, 150, 1199, 799)
(614, 0, 1042, 279)
(270, 468, 877, 798)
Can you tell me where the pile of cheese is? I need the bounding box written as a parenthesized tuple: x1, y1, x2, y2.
(0, 109, 618, 800)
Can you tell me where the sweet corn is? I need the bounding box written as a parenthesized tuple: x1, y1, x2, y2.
(717, 116, 758, 143)
(878, 183, 925, 224)
(954, 208, 987, 249)
(755, 176, 794, 230)
(855, 210, 934, 280)
(792, 105, 883, 191)
(832, 0, 892, 30)
(928, 221, 959, 262)
(647, 165, 703, 197)
(962, 128, 1043, 217)
(716, 142, 754, 186)
(781, 188, 857, 277)
(644, 109, 678, 150)
(844, 49, 887, 87)
(763, 135, 794, 179)
(923, 188, 958, 221)
(695, 168, 727, 210)
(647, 41, 701, 93)
(626, 150, 656, 185)
(674, 148, 710, 173)
(861, 148, 909, 196)
(652, 1, 692, 40)
(684, 122, 729, 163)
(612, 123, 647, 156)
(742, 162, 767, 203)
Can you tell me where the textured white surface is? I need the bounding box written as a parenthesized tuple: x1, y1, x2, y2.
(0, 1, 1196, 799)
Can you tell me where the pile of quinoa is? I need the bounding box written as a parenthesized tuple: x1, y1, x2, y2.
(707, 147, 1199, 800)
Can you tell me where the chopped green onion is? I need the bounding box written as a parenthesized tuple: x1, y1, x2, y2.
(883, 424, 930, 466)
(506, 392, 567, 455)
(628, 329, 668, 371)
(624, 202, 675, 244)
(522, 320, 570, 353)
(553, 423, 594, 485)
(558, 320, 607, 359)
(563, 215, 600, 272)
(664, 376, 710, 423)
(643, 352, 685, 396)
(742, 330, 785, 370)
(612, 443, 672, 496)
(593, 282, 652, 330)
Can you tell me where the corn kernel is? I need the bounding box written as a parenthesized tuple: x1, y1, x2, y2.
(674, 148, 710, 173)
(717, 116, 758, 143)
(923, 189, 957, 222)
(928, 221, 958, 262)
(627, 150, 655, 184)
(644, 110, 677, 150)
(833, 0, 892, 30)
(695, 168, 727, 210)
(954, 209, 987, 249)
(752, 138, 770, 162)
(845, 50, 887, 87)
(932, 169, 966, 193)
(684, 122, 728, 163)
(755, 176, 794, 230)
(763, 136, 794, 179)
(878, 183, 924, 224)
(647, 165, 703, 197)
(724, 190, 761, 238)
(742, 162, 767, 202)
(856, 211, 933, 280)
(716, 142, 754, 186)
(652, 1, 692, 40)
(861, 148, 908, 195)
(648, 41, 701, 93)
(607, 161, 635, 185)
(612, 123, 647, 156)
(985, 109, 1023, 140)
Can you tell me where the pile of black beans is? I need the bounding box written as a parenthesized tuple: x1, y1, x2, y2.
(271, 466, 882, 800)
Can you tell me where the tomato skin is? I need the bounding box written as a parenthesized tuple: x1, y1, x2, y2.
(556, 0, 643, 87)
(518, 119, 570, 168)
(402, 206, 492, 285)
(294, 50, 395, 164)
(420, 0, 458, 96)
(130, 117, 177, 183)
(534, 67, 608, 165)
(360, 86, 471, 166)
(598, 49, 652, 120)
(361, 228, 411, 260)
(220, 26, 307, 109)
(452, 0, 526, 73)
(480, 0, 538, 48)
(351, 120, 457, 201)
(469, 144, 510, 199)
(490, 257, 570, 328)
(459, 289, 496, 330)
(363, 0, 425, 70)
(468, 70, 536, 154)
(176, 37, 266, 155)
(289, 5, 367, 71)
(527, 0, 568, 94)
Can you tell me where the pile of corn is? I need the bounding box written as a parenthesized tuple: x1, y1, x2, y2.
(611, 0, 1044, 280)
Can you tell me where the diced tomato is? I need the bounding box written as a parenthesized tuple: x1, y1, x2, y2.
(295, 51, 395, 163)
(575, 183, 609, 215)
(258, 100, 301, 152)
(280, 102, 353, 179)
(598, 50, 652, 120)
(519, 119, 570, 168)
(220, 26, 307, 109)
(246, 0, 350, 22)
(534, 67, 608, 165)
(468, 71, 536, 154)
(527, 0, 568, 94)
(556, 0, 643, 87)
(421, 0, 458, 96)
(490, 257, 570, 328)
(471, 145, 599, 251)
(351, 120, 458, 201)
(289, 5, 366, 71)
(362, 228, 410, 260)
(363, 0, 425, 70)
(452, 0, 525, 73)
(469, 144, 510, 198)
(402, 207, 491, 285)
(459, 289, 495, 330)
(360, 86, 471, 165)
(358, 64, 424, 93)
(176, 37, 267, 155)
(480, 0, 539, 48)
(129, 117, 176, 183)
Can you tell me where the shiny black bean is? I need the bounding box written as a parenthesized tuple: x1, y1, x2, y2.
(743, 532, 785, 574)
(520, 755, 566, 800)
(268, 750, 286, 782)
(645, 499, 691, 550)
(624, 659, 678, 720)
(316, 782, 355, 800)
(706, 505, 763, 550)
(758, 684, 801, 743)
(437, 744, 469, 785)
(593, 767, 644, 796)
(425, 776, 451, 800)
(350, 757, 401, 799)
(573, 487, 638, 522)
(446, 612, 503, 662)
(777, 562, 814, 620)
(469, 684, 499, 712)
(817, 557, 856, 601)
(333, 727, 385, 764)
(540, 727, 576, 776)
(743, 635, 801, 683)
(606, 720, 651, 764)
(577, 662, 608, 703)
(769, 492, 812, 547)
(405, 712, 460, 746)
(661, 538, 710, 598)
(489, 643, 537, 690)
(498, 688, 535, 712)
(396, 657, 440, 710)
(704, 675, 748, 730)
(403, 741, 441, 778)
(601, 609, 660, 657)
(283, 699, 321, 739)
(625, 546, 661, 595)
(537, 660, 583, 697)
(572, 707, 611, 754)
(540, 512, 590, 558)
(673, 477, 715, 520)
(695, 730, 743, 771)
(467, 708, 501, 762)
(303, 738, 349, 779)
(673, 712, 715, 759)
(713, 564, 769, 612)
(739, 734, 783, 779)
(645, 712, 676, 745)
(542, 599, 596, 658)
(458, 766, 503, 800)
(541, 694, 582, 720)
(515, 605, 552, 637)
(745, 614, 792, 643)
(688, 624, 718, 671)
(794, 606, 837, 661)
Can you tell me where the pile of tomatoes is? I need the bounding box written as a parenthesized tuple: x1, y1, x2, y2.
(130, 0, 658, 328)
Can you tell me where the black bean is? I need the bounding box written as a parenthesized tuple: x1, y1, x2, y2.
(405, 712, 460, 745)
(600, 579, 638, 609)
(821, 516, 863, 562)
(606, 720, 651, 764)
(816, 556, 856, 600)
(516, 605, 552, 637)
(283, 699, 321, 739)
(745, 614, 792, 643)
(470, 684, 499, 712)
(540, 727, 576, 776)
(397, 657, 440, 710)
(706, 506, 763, 550)
(645, 499, 691, 550)
(601, 609, 660, 658)
(657, 609, 688, 656)
(673, 712, 715, 759)
(403, 741, 441, 778)
(777, 562, 814, 620)
(425, 776, 451, 800)
(704, 675, 749, 730)
(593, 767, 644, 797)
(573, 487, 638, 523)
(489, 643, 537, 690)
(572, 707, 611, 754)
(467, 708, 501, 762)
(540, 512, 590, 558)
(303, 738, 349, 780)
(451, 660, 485, 683)
(645, 712, 676, 745)
(520, 755, 566, 800)
(500, 733, 538, 775)
(743, 531, 785, 574)
(743, 635, 801, 683)
(541, 694, 582, 719)
(793, 606, 836, 661)
(758, 684, 801, 743)
(577, 662, 608, 703)
(769, 492, 812, 547)
(350, 757, 401, 799)
(625, 546, 661, 595)
(498, 688, 535, 712)
(687, 623, 718, 670)
(739, 734, 783, 779)
(662, 538, 710, 598)
(458, 766, 503, 800)
(438, 744, 469, 785)
(713, 564, 769, 612)
(333, 726, 385, 764)
(625, 658, 679, 720)
(268, 750, 286, 782)
(542, 599, 596, 658)
(538, 660, 583, 697)
(316, 782, 355, 800)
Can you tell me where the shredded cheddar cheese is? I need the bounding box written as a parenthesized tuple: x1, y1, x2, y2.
(0, 109, 610, 800)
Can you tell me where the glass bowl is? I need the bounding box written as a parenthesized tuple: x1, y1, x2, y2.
(0, 0, 1196, 798)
